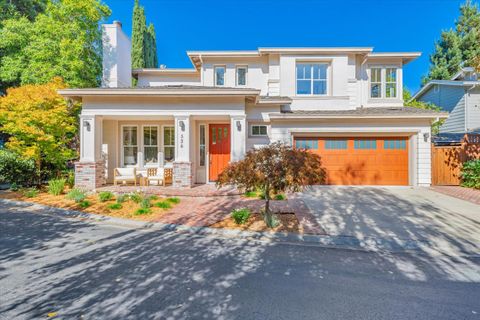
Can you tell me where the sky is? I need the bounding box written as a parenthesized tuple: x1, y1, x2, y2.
(103, 0, 466, 94)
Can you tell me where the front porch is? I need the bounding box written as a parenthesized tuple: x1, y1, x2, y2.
(75, 113, 247, 190)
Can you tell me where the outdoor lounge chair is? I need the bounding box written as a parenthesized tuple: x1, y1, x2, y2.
(114, 167, 137, 186)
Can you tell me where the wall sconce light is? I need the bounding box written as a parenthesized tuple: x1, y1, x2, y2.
(423, 132, 430, 142)
(236, 120, 241, 131)
(83, 120, 91, 132)
(179, 120, 185, 131)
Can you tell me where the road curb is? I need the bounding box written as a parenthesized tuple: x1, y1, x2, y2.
(0, 198, 474, 256)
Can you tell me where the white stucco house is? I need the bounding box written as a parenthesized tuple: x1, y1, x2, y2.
(59, 21, 447, 190)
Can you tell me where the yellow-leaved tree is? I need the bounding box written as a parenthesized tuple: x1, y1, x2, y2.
(0, 77, 80, 183)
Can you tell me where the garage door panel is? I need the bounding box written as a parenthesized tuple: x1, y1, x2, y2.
(295, 136, 409, 186)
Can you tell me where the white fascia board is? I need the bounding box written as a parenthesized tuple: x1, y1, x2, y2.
(132, 68, 199, 75)
(187, 50, 260, 57)
(58, 88, 261, 98)
(412, 80, 480, 100)
(268, 113, 449, 120)
(258, 47, 373, 54)
(367, 52, 421, 64)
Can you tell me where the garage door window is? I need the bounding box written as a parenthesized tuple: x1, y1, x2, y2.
(325, 140, 347, 149)
(384, 139, 406, 149)
(295, 139, 318, 150)
(354, 139, 377, 149)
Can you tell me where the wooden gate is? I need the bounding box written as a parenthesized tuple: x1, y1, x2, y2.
(431, 134, 480, 185)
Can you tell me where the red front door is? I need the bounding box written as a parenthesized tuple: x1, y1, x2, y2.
(209, 124, 231, 181)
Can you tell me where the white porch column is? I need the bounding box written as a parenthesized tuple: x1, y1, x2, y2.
(75, 115, 106, 190)
(230, 115, 247, 162)
(173, 115, 193, 187)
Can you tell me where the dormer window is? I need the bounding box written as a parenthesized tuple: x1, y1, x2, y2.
(214, 66, 225, 86)
(236, 66, 247, 86)
(296, 63, 328, 95)
(370, 67, 398, 99)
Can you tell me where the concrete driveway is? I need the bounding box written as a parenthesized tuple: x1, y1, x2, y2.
(300, 187, 480, 256)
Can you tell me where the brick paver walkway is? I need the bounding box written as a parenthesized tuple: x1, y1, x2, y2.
(152, 195, 325, 235)
(430, 186, 480, 205)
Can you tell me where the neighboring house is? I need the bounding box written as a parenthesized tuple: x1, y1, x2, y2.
(413, 67, 480, 134)
(59, 21, 447, 190)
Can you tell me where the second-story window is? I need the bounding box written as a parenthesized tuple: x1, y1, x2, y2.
(370, 67, 398, 99)
(236, 66, 247, 86)
(214, 66, 225, 86)
(296, 63, 328, 95)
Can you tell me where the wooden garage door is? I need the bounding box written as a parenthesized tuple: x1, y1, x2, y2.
(294, 137, 409, 185)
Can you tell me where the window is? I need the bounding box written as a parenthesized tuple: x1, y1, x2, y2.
(122, 126, 138, 166)
(325, 140, 347, 150)
(370, 67, 398, 99)
(251, 125, 267, 136)
(295, 139, 318, 150)
(199, 125, 206, 166)
(354, 139, 377, 149)
(163, 126, 175, 162)
(143, 126, 158, 166)
(236, 66, 247, 86)
(385, 68, 397, 98)
(384, 139, 406, 150)
(214, 66, 225, 86)
(370, 68, 382, 98)
(296, 63, 328, 95)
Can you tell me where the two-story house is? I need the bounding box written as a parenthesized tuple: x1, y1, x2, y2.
(59, 21, 446, 189)
(413, 67, 480, 135)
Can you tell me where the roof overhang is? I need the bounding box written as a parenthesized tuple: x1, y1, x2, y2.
(258, 47, 374, 54)
(187, 51, 260, 70)
(269, 112, 448, 120)
(366, 52, 421, 64)
(412, 80, 480, 100)
(132, 68, 199, 79)
(58, 88, 261, 101)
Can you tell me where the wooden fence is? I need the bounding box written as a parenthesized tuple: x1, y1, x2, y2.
(431, 134, 480, 185)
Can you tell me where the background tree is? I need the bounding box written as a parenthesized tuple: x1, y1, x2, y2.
(425, 0, 480, 82)
(0, 0, 47, 25)
(0, 78, 80, 184)
(146, 23, 158, 68)
(404, 89, 444, 135)
(131, 0, 147, 73)
(0, 0, 111, 91)
(217, 143, 325, 227)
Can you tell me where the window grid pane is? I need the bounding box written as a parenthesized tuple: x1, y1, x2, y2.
(354, 139, 377, 149)
(325, 140, 347, 150)
(199, 125, 206, 166)
(370, 68, 382, 98)
(163, 126, 175, 162)
(384, 139, 406, 150)
(215, 66, 225, 86)
(123, 126, 138, 166)
(236, 67, 247, 86)
(252, 125, 267, 136)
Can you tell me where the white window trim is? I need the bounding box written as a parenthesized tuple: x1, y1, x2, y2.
(368, 65, 399, 99)
(295, 62, 330, 96)
(199, 124, 207, 167)
(141, 125, 160, 168)
(236, 65, 248, 87)
(120, 124, 139, 168)
(162, 125, 175, 163)
(250, 124, 268, 137)
(214, 65, 226, 87)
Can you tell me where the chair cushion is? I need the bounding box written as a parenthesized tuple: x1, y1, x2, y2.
(114, 176, 135, 180)
(116, 168, 135, 176)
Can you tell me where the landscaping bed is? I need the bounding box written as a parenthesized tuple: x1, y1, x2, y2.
(210, 211, 300, 233)
(0, 189, 180, 221)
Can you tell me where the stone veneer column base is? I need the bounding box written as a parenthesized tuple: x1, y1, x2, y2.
(75, 161, 105, 190)
(173, 162, 193, 188)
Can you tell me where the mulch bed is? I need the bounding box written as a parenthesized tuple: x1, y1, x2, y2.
(210, 212, 301, 233)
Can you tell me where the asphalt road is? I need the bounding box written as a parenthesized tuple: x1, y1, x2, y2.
(1, 202, 479, 320)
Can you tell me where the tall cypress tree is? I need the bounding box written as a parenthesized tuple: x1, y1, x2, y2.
(131, 0, 146, 72)
(425, 0, 480, 82)
(147, 23, 158, 68)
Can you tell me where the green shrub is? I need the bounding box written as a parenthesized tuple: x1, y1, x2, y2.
(154, 201, 171, 209)
(129, 192, 143, 204)
(98, 191, 114, 202)
(116, 194, 128, 203)
(244, 191, 258, 198)
(134, 208, 152, 215)
(274, 194, 286, 200)
(79, 200, 91, 208)
(10, 182, 19, 191)
(461, 160, 480, 189)
(0, 150, 36, 187)
(107, 203, 122, 210)
(140, 198, 152, 209)
(65, 170, 75, 188)
(66, 188, 87, 203)
(22, 188, 39, 198)
(47, 178, 65, 196)
(166, 197, 180, 204)
(231, 208, 251, 225)
(259, 192, 266, 200)
(148, 195, 159, 201)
